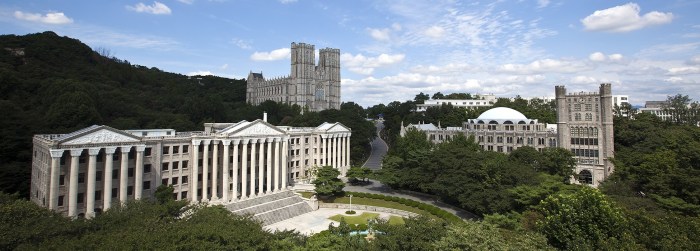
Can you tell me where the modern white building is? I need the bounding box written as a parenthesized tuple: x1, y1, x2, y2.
(31, 117, 351, 219)
(416, 94, 497, 112)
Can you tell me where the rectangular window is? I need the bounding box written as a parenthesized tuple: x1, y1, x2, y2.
(58, 196, 64, 206)
(96, 171, 102, 182)
(162, 163, 169, 171)
(78, 173, 85, 183)
(77, 193, 84, 203)
(162, 178, 168, 185)
(95, 191, 101, 201)
(183, 145, 189, 153)
(173, 146, 179, 154)
(112, 169, 118, 179)
(59, 175, 65, 186)
(145, 148, 152, 156)
(181, 161, 188, 169)
(172, 177, 179, 185)
(182, 176, 188, 184)
(127, 186, 133, 195)
(144, 164, 151, 173)
(181, 191, 187, 199)
(163, 146, 169, 154)
(144, 181, 151, 190)
(128, 168, 134, 177)
(112, 188, 118, 198)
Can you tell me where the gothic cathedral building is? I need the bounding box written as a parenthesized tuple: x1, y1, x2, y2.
(246, 42, 341, 112)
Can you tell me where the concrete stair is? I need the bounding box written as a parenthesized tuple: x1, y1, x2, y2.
(225, 190, 313, 225)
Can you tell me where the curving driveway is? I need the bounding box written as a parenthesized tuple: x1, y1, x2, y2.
(362, 120, 388, 170)
(350, 120, 478, 220)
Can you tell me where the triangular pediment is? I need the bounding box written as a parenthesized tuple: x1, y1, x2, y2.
(227, 120, 285, 137)
(327, 123, 350, 132)
(60, 126, 141, 145)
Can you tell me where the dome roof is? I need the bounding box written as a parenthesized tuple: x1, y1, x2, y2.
(477, 107, 527, 120)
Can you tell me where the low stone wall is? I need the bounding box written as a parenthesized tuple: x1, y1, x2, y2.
(319, 203, 419, 217)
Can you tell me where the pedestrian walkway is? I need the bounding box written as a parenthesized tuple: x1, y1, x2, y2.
(264, 208, 400, 235)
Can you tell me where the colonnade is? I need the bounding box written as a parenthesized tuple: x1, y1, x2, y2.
(319, 133, 351, 174)
(47, 145, 145, 219)
(190, 136, 289, 203)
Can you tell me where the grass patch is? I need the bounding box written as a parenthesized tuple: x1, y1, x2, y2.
(328, 197, 438, 219)
(329, 212, 380, 225)
(298, 192, 314, 199)
(388, 216, 405, 225)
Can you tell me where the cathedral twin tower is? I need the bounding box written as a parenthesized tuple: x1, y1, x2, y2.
(247, 42, 341, 112)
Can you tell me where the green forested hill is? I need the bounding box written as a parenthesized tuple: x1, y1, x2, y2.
(0, 31, 374, 198)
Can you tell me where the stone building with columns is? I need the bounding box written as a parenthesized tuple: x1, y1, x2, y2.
(401, 84, 615, 187)
(30, 119, 351, 218)
(246, 42, 341, 112)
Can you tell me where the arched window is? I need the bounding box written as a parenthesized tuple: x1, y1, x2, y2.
(578, 170, 593, 184)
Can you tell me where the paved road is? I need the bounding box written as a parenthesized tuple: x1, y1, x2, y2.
(351, 121, 478, 220)
(362, 121, 388, 170)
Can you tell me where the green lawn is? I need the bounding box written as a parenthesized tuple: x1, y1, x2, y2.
(329, 212, 379, 225)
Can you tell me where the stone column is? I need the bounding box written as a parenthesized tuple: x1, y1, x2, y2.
(119, 146, 131, 204)
(258, 139, 265, 195)
(221, 140, 230, 202)
(201, 140, 210, 201)
(241, 139, 249, 199)
(299, 136, 306, 183)
(250, 139, 257, 197)
(266, 138, 273, 194)
(232, 139, 240, 201)
(211, 140, 219, 201)
(103, 147, 117, 210)
(273, 138, 280, 192)
(341, 135, 346, 169)
(326, 136, 331, 167)
(346, 133, 352, 169)
(86, 148, 100, 218)
(321, 135, 327, 166)
(134, 145, 145, 200)
(334, 135, 339, 169)
(68, 148, 82, 218)
(282, 137, 289, 189)
(191, 140, 201, 203)
(48, 149, 64, 210)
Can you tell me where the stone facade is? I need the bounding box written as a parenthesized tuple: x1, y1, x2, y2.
(402, 84, 615, 186)
(30, 118, 351, 218)
(247, 42, 341, 112)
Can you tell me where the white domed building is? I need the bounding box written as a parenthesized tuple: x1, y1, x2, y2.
(400, 84, 616, 187)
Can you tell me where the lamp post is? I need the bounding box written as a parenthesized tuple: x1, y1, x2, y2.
(349, 194, 353, 212)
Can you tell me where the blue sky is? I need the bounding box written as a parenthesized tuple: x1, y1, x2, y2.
(1, 0, 699, 107)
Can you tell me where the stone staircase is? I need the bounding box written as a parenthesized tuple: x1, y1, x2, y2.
(225, 190, 314, 225)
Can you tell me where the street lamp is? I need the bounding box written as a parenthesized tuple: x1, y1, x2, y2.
(349, 194, 353, 212)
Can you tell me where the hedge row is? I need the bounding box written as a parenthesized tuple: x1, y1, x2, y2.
(345, 192, 463, 224)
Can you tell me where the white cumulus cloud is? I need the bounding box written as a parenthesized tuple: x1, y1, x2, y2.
(581, 3, 673, 32)
(127, 1, 172, 15)
(424, 26, 446, 38)
(341, 53, 405, 75)
(589, 52, 607, 62)
(498, 59, 592, 74)
(14, 11, 73, 25)
(368, 28, 391, 41)
(667, 66, 700, 75)
(589, 52, 624, 62)
(250, 48, 291, 61)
